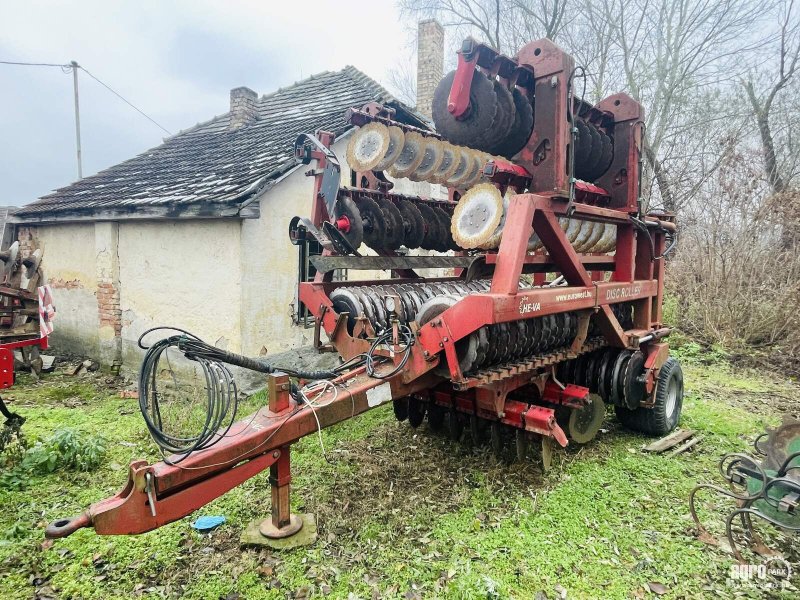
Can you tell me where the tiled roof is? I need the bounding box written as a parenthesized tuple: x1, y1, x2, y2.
(17, 66, 426, 220)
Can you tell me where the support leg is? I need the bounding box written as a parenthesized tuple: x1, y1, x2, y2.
(240, 374, 318, 549)
(259, 445, 303, 538)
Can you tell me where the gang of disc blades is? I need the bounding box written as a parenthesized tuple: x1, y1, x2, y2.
(432, 70, 498, 147)
(495, 87, 534, 158)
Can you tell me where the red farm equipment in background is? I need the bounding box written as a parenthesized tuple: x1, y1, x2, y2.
(0, 242, 53, 444)
(46, 37, 681, 547)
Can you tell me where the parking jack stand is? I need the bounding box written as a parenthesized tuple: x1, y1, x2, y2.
(241, 374, 317, 549)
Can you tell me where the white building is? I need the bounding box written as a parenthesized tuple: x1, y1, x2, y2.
(14, 67, 439, 369)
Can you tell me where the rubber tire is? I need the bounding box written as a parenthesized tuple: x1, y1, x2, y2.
(615, 357, 683, 436)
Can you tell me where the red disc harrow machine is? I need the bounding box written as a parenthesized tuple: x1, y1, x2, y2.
(46, 38, 682, 545)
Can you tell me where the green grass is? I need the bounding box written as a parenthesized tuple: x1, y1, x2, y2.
(0, 362, 797, 599)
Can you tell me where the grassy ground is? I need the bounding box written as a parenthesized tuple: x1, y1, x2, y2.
(0, 353, 798, 599)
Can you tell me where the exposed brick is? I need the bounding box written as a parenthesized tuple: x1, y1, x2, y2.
(416, 19, 444, 119)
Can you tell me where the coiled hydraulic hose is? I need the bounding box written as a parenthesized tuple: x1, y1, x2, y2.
(136, 327, 365, 462)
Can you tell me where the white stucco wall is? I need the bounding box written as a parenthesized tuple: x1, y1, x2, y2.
(22, 223, 100, 356)
(117, 220, 243, 366)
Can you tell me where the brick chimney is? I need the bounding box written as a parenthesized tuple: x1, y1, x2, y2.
(416, 19, 444, 119)
(228, 86, 259, 130)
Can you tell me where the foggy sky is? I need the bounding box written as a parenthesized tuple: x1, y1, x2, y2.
(0, 0, 416, 205)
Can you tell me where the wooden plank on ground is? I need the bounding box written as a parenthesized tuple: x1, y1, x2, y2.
(643, 429, 695, 453)
(668, 434, 705, 457)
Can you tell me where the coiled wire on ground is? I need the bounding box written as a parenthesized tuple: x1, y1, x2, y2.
(136, 327, 367, 462)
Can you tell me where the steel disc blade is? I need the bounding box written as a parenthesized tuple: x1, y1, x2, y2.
(495, 87, 533, 158)
(417, 294, 477, 375)
(416, 203, 440, 250)
(622, 350, 647, 410)
(444, 147, 472, 188)
(380, 200, 405, 249)
(574, 119, 591, 175)
(329, 288, 364, 334)
(516, 429, 529, 461)
(432, 207, 453, 252)
(609, 351, 630, 406)
(374, 125, 406, 171)
(584, 123, 603, 181)
(410, 138, 445, 182)
(388, 131, 426, 179)
(470, 415, 486, 445)
(490, 422, 503, 458)
(427, 403, 445, 431)
(568, 394, 606, 444)
(459, 151, 487, 190)
(407, 398, 425, 428)
(448, 409, 463, 441)
(483, 80, 515, 153)
(451, 183, 504, 249)
(432, 70, 498, 147)
(397, 200, 425, 249)
(346, 122, 391, 172)
(355, 196, 387, 249)
(335, 195, 364, 251)
(595, 133, 614, 179)
(431, 143, 461, 184)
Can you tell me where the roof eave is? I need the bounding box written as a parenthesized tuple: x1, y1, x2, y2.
(11, 200, 260, 225)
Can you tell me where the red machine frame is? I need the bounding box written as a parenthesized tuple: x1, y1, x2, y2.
(46, 38, 676, 541)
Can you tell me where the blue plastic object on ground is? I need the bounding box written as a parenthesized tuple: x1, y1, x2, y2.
(192, 515, 226, 532)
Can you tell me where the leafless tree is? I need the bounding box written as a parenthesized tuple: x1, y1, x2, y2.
(743, 0, 800, 195)
(387, 58, 418, 107)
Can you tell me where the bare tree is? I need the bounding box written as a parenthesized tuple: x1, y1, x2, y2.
(399, 0, 507, 50)
(743, 0, 800, 195)
(596, 0, 773, 211)
(387, 58, 418, 107)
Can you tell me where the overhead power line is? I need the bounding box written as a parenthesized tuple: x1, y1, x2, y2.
(0, 59, 172, 135)
(77, 65, 172, 135)
(0, 60, 70, 68)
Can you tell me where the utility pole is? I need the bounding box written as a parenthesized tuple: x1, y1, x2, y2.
(71, 60, 82, 179)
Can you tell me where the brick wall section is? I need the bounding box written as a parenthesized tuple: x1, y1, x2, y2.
(416, 19, 444, 119)
(17, 226, 35, 258)
(94, 222, 123, 366)
(229, 86, 259, 130)
(96, 280, 122, 336)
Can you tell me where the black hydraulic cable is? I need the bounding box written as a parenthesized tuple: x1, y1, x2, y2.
(365, 324, 414, 379)
(136, 327, 368, 462)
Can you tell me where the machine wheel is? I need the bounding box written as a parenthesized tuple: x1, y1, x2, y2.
(616, 357, 683, 436)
